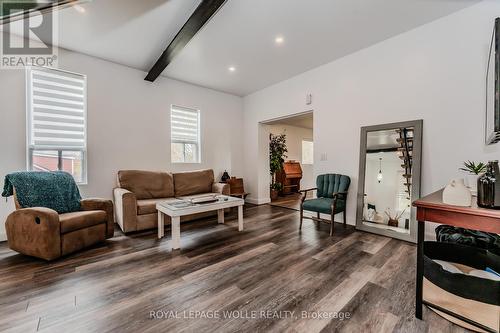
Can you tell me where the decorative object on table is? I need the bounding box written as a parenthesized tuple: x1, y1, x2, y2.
(442, 179, 472, 207)
(189, 195, 219, 204)
(478, 160, 500, 209)
(459, 161, 486, 196)
(269, 133, 288, 198)
(221, 170, 230, 183)
(385, 208, 406, 227)
(485, 17, 500, 145)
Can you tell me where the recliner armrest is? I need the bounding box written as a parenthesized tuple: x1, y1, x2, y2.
(113, 188, 137, 233)
(212, 182, 230, 196)
(5, 207, 61, 260)
(81, 198, 114, 238)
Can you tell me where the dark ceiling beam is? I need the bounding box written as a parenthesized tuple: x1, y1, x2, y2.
(145, 0, 227, 82)
(366, 147, 399, 154)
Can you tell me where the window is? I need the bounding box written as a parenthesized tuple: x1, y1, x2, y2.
(302, 139, 314, 165)
(171, 105, 201, 163)
(26, 67, 87, 184)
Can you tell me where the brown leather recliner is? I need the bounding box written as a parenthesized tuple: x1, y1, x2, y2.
(5, 192, 114, 261)
(114, 169, 229, 233)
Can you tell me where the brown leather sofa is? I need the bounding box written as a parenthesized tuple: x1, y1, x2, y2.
(5, 194, 114, 261)
(113, 169, 229, 233)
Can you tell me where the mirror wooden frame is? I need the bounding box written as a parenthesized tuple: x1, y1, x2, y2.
(356, 119, 423, 243)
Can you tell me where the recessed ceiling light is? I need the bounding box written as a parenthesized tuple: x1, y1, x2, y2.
(228, 66, 236, 72)
(275, 36, 285, 44)
(74, 5, 86, 13)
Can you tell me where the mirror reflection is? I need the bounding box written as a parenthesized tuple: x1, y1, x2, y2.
(362, 127, 414, 234)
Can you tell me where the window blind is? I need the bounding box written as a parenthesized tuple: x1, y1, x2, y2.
(171, 105, 200, 144)
(27, 67, 87, 150)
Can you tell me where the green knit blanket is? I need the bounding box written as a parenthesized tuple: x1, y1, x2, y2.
(2, 171, 82, 214)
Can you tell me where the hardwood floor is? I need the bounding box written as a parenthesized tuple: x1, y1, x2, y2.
(0, 204, 469, 333)
(270, 193, 312, 211)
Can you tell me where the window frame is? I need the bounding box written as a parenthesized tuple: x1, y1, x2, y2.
(301, 139, 314, 165)
(26, 66, 88, 184)
(170, 105, 201, 164)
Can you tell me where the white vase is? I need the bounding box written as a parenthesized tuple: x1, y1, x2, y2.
(465, 174, 479, 196)
(443, 179, 472, 207)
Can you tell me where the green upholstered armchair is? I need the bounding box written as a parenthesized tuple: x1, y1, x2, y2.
(299, 174, 351, 236)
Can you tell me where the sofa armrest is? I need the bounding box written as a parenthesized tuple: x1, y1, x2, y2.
(5, 207, 61, 260)
(113, 188, 137, 233)
(212, 182, 230, 196)
(81, 198, 115, 238)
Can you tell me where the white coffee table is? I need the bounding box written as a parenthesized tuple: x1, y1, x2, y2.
(156, 195, 245, 249)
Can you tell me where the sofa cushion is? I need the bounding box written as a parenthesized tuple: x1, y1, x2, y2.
(302, 198, 346, 215)
(117, 170, 174, 200)
(136, 198, 171, 215)
(60, 210, 107, 234)
(173, 169, 214, 197)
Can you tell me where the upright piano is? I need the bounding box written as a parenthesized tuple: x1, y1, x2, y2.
(276, 161, 303, 195)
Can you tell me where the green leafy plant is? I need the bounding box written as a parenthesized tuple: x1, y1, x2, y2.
(269, 133, 288, 189)
(270, 182, 283, 191)
(459, 161, 487, 175)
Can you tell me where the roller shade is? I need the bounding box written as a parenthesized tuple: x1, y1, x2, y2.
(171, 105, 199, 144)
(27, 67, 87, 150)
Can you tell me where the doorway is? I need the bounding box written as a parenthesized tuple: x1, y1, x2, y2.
(259, 111, 314, 211)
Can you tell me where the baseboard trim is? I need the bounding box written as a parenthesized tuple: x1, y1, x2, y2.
(245, 197, 271, 205)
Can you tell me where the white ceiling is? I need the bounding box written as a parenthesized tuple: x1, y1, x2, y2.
(4, 0, 481, 96)
(265, 113, 313, 130)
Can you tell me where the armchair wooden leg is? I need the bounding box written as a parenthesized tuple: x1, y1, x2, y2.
(317, 212, 320, 219)
(343, 210, 347, 228)
(299, 206, 303, 230)
(330, 200, 337, 236)
(330, 212, 335, 236)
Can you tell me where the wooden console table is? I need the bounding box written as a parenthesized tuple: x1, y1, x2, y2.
(413, 189, 500, 332)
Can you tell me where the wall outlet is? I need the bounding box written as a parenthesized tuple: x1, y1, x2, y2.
(320, 153, 328, 161)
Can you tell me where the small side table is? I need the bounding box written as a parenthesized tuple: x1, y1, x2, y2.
(413, 189, 500, 332)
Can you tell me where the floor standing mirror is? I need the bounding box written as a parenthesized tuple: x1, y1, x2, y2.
(356, 120, 423, 243)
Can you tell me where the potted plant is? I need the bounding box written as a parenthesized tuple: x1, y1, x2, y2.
(459, 161, 487, 196)
(269, 133, 288, 201)
(270, 182, 283, 201)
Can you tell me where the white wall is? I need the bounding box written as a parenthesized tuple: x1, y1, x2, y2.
(268, 124, 314, 190)
(0, 38, 244, 241)
(243, 1, 500, 236)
